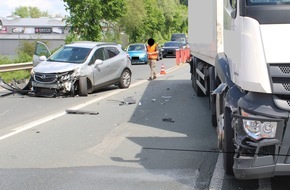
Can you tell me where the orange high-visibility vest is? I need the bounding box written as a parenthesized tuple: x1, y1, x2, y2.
(147, 44, 158, 60)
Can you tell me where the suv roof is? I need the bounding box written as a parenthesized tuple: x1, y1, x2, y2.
(67, 41, 119, 48)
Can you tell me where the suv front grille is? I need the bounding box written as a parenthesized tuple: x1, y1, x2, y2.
(34, 73, 57, 83)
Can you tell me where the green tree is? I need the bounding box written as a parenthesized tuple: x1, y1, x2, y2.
(13, 6, 48, 18)
(119, 0, 187, 44)
(120, 0, 146, 42)
(143, 0, 165, 40)
(157, 0, 187, 38)
(63, 0, 126, 41)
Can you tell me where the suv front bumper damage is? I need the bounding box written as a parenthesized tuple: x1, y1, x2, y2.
(31, 71, 77, 97)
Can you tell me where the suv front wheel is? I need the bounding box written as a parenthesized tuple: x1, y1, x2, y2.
(78, 76, 88, 96)
(118, 69, 131, 89)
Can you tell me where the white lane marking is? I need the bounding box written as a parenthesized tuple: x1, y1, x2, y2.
(4, 88, 129, 141)
(0, 63, 185, 141)
(1, 112, 66, 140)
(209, 153, 224, 190)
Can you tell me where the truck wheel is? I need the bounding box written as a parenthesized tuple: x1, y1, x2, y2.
(118, 69, 131, 89)
(78, 76, 88, 96)
(191, 74, 196, 89)
(191, 59, 196, 89)
(209, 67, 217, 127)
(223, 103, 234, 175)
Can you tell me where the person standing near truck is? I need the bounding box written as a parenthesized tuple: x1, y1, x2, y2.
(147, 38, 158, 80)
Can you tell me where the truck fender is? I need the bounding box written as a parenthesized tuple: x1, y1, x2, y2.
(213, 53, 246, 110)
(215, 53, 234, 87)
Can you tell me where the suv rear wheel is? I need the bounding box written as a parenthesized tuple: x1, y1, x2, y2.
(118, 69, 131, 89)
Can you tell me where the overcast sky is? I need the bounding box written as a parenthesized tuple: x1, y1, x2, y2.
(0, 0, 68, 17)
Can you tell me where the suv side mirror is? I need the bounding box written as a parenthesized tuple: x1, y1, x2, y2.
(94, 59, 103, 65)
(39, 55, 47, 61)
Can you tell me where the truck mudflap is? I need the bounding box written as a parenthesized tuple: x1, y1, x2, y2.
(232, 92, 290, 179)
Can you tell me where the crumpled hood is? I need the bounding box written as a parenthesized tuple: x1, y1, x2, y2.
(33, 61, 80, 73)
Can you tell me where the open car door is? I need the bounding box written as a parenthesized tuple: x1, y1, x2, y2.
(33, 41, 51, 67)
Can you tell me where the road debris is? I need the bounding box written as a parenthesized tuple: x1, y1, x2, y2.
(0, 77, 32, 95)
(108, 96, 136, 106)
(162, 96, 172, 102)
(66, 109, 99, 115)
(162, 118, 175, 123)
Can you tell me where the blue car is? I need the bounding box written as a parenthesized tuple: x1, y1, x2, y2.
(127, 43, 148, 64)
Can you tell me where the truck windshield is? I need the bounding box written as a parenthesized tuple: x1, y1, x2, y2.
(247, 0, 290, 5)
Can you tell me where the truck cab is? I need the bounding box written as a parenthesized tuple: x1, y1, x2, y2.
(189, 0, 290, 179)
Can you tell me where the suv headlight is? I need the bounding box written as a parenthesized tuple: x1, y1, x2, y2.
(241, 109, 277, 140)
(30, 69, 35, 76)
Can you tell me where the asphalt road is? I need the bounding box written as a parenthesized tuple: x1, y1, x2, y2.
(0, 59, 290, 190)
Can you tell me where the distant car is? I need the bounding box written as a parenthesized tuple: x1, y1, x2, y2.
(171, 33, 187, 47)
(31, 41, 132, 97)
(161, 41, 182, 58)
(126, 43, 148, 64)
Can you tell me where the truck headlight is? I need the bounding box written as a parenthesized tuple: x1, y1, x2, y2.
(241, 110, 277, 140)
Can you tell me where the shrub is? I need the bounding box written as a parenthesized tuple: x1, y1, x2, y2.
(0, 55, 13, 65)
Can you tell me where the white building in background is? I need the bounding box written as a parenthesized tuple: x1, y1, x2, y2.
(0, 16, 69, 57)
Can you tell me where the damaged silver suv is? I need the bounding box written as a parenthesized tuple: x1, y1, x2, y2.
(31, 41, 132, 97)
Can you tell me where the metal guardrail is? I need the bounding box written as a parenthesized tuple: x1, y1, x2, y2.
(0, 62, 33, 73)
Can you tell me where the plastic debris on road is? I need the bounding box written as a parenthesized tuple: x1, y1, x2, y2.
(162, 118, 175, 123)
(66, 109, 99, 115)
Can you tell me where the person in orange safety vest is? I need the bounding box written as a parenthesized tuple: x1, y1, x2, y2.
(147, 38, 158, 80)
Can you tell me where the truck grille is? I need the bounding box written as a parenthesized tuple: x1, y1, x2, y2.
(258, 145, 276, 156)
(279, 66, 290, 74)
(269, 64, 290, 110)
(239, 139, 277, 157)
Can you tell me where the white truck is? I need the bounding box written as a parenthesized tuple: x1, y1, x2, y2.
(189, 0, 290, 179)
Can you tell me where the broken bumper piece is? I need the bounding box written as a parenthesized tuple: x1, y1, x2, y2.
(0, 78, 32, 95)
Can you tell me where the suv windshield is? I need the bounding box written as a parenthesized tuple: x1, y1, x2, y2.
(49, 47, 91, 63)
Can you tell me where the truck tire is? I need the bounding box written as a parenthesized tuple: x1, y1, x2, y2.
(78, 76, 88, 96)
(191, 59, 196, 89)
(209, 67, 217, 127)
(223, 101, 234, 175)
